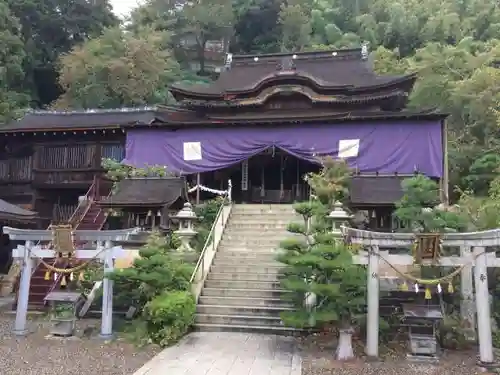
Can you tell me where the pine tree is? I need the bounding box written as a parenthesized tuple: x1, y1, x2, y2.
(277, 158, 366, 360)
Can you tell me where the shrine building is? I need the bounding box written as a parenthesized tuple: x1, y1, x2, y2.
(0, 46, 448, 233)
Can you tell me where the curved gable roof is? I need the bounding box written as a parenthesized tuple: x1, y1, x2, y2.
(171, 48, 415, 99)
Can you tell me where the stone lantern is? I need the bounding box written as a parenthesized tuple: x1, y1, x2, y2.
(328, 201, 352, 237)
(173, 203, 198, 252)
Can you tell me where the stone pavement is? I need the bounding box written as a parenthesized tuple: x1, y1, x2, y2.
(132, 331, 302, 375)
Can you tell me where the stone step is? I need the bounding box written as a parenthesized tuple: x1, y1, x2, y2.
(197, 304, 292, 317)
(204, 279, 282, 290)
(216, 250, 282, 258)
(219, 239, 288, 247)
(225, 224, 290, 230)
(228, 219, 299, 225)
(222, 232, 297, 239)
(195, 313, 283, 327)
(210, 265, 282, 274)
(198, 296, 291, 307)
(201, 287, 289, 298)
(193, 323, 299, 336)
(212, 259, 283, 267)
(218, 243, 282, 250)
(207, 272, 280, 282)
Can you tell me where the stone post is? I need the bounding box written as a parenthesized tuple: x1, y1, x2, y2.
(14, 241, 34, 336)
(366, 244, 380, 358)
(460, 245, 476, 340)
(474, 246, 494, 364)
(100, 240, 114, 339)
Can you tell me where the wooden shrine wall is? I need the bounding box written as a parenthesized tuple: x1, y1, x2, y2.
(0, 132, 125, 225)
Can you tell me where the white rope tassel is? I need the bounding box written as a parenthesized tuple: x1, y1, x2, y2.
(414, 283, 419, 293)
(437, 283, 442, 294)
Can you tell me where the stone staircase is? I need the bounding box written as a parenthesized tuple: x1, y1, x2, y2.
(195, 204, 300, 334)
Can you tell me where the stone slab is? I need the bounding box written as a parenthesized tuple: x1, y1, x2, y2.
(132, 332, 301, 375)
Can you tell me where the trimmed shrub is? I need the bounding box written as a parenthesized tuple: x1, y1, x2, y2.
(143, 290, 196, 347)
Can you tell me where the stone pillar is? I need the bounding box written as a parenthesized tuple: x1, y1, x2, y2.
(460, 245, 475, 340)
(100, 240, 114, 339)
(14, 241, 34, 336)
(474, 246, 493, 364)
(366, 244, 380, 358)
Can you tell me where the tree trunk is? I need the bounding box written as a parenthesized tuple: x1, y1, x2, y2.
(335, 327, 355, 360)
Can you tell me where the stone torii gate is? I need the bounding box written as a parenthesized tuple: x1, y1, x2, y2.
(3, 226, 139, 338)
(343, 227, 500, 365)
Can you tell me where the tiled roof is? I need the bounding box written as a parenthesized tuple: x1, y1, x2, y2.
(0, 108, 169, 132)
(0, 199, 37, 222)
(171, 48, 416, 98)
(98, 177, 187, 207)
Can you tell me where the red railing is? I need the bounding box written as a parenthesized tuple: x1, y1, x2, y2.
(92, 191, 113, 230)
(68, 181, 96, 226)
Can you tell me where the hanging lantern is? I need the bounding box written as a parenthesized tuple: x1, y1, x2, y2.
(424, 287, 432, 300)
(147, 210, 152, 217)
(400, 281, 409, 291)
(60, 275, 67, 287)
(44, 270, 51, 281)
(157, 210, 161, 217)
(448, 282, 454, 293)
(79, 272, 86, 282)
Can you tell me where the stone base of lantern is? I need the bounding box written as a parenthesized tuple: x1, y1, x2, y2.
(174, 230, 197, 252)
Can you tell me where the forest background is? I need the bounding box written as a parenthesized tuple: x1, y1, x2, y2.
(1, 0, 499, 198)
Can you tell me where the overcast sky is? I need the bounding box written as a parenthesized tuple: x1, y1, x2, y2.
(110, 0, 144, 18)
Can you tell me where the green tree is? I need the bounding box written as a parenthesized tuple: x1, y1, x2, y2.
(278, 159, 366, 360)
(0, 1, 29, 122)
(109, 232, 192, 312)
(393, 175, 467, 233)
(53, 27, 182, 109)
(279, 0, 312, 51)
(6, 0, 118, 106)
(129, 0, 233, 74)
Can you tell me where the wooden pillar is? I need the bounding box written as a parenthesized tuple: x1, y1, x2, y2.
(440, 119, 449, 203)
(366, 244, 380, 358)
(94, 143, 102, 199)
(196, 173, 201, 205)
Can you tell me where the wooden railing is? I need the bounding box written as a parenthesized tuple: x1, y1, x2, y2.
(68, 182, 96, 226)
(33, 170, 96, 185)
(38, 144, 96, 170)
(53, 204, 78, 224)
(0, 156, 33, 183)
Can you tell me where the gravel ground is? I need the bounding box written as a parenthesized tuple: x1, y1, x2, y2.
(300, 332, 496, 375)
(0, 315, 158, 375)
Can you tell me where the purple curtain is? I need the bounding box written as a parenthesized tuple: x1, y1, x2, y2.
(123, 121, 443, 177)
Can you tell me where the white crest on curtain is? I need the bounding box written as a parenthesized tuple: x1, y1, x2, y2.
(183, 142, 202, 161)
(338, 139, 360, 158)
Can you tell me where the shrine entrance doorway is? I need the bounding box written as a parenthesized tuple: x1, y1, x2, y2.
(201, 148, 319, 204)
